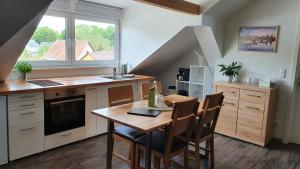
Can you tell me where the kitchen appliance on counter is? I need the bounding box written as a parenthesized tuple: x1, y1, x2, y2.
(0, 96, 8, 165)
(45, 88, 85, 136)
(177, 68, 190, 81)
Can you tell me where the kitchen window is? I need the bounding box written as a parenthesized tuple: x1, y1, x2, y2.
(18, 0, 121, 68)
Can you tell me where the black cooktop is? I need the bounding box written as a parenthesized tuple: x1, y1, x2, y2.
(28, 80, 64, 87)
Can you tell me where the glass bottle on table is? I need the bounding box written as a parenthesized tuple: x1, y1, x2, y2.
(148, 81, 158, 107)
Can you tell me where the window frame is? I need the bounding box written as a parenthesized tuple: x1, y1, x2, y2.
(20, 4, 120, 68)
(71, 14, 120, 67)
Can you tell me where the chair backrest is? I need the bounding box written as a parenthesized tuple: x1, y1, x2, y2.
(141, 81, 163, 100)
(108, 85, 134, 107)
(195, 92, 224, 141)
(164, 98, 199, 154)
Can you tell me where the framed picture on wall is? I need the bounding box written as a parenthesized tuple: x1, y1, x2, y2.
(238, 26, 279, 53)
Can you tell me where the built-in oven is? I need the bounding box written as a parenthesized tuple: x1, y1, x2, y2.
(45, 88, 85, 136)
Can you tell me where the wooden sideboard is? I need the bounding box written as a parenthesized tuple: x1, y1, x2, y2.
(214, 81, 277, 146)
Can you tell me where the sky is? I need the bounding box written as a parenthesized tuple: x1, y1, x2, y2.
(38, 15, 115, 32)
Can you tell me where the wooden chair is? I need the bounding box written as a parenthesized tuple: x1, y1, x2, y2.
(135, 99, 199, 169)
(189, 92, 224, 169)
(108, 85, 144, 169)
(141, 81, 163, 100)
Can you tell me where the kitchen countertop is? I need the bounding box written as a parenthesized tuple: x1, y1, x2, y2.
(0, 75, 154, 95)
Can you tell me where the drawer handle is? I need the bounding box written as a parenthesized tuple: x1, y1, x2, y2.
(86, 88, 97, 91)
(246, 94, 262, 98)
(21, 112, 35, 116)
(245, 106, 260, 110)
(21, 104, 35, 107)
(20, 127, 35, 131)
(61, 133, 72, 137)
(20, 95, 35, 99)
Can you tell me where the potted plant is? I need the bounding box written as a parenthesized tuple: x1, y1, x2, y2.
(14, 62, 32, 81)
(218, 62, 241, 82)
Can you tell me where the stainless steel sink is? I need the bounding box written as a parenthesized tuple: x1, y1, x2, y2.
(102, 75, 135, 80)
(102, 76, 124, 80)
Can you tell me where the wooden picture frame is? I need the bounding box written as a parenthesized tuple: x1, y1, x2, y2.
(238, 26, 279, 53)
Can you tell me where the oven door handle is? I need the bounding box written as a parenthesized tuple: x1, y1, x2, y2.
(50, 98, 84, 105)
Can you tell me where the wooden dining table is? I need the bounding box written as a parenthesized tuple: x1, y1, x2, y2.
(92, 95, 202, 169)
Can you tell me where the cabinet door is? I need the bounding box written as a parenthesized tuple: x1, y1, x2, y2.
(85, 88, 98, 138)
(0, 96, 8, 165)
(216, 98, 238, 136)
(9, 122, 44, 160)
(96, 96, 108, 134)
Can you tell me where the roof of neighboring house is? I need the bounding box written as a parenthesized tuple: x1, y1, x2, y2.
(82, 51, 114, 61)
(44, 40, 94, 61)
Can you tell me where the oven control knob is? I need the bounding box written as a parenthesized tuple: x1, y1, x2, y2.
(72, 90, 75, 95)
(56, 92, 60, 97)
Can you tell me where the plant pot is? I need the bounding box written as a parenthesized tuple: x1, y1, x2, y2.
(18, 72, 27, 81)
(225, 76, 233, 83)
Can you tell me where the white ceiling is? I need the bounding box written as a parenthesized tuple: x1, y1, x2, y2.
(205, 0, 252, 19)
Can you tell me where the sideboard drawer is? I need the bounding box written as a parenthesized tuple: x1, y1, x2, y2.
(240, 90, 266, 104)
(238, 101, 264, 127)
(222, 98, 238, 111)
(8, 92, 44, 103)
(217, 86, 239, 100)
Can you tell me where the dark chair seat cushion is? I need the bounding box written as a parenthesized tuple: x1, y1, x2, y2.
(191, 123, 211, 140)
(135, 130, 187, 154)
(114, 125, 145, 140)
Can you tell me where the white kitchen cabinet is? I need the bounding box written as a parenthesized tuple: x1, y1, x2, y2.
(0, 96, 8, 165)
(45, 127, 85, 150)
(96, 87, 109, 135)
(9, 122, 44, 160)
(8, 92, 44, 161)
(85, 88, 98, 138)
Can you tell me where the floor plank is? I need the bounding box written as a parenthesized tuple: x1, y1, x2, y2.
(1, 134, 300, 169)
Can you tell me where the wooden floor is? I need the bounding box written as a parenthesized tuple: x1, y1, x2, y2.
(1, 134, 300, 169)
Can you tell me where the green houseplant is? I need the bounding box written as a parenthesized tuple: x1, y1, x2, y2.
(14, 62, 32, 81)
(218, 62, 241, 82)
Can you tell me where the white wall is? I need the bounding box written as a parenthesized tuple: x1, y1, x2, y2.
(121, 3, 202, 70)
(214, 0, 300, 139)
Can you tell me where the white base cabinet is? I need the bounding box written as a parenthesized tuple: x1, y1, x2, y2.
(0, 96, 8, 165)
(45, 127, 85, 150)
(8, 92, 44, 161)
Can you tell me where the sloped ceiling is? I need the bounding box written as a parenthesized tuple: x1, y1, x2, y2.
(130, 25, 221, 76)
(0, 0, 54, 47)
(0, 0, 53, 81)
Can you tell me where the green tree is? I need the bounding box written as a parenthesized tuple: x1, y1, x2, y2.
(32, 27, 59, 44)
(35, 43, 50, 59)
(75, 24, 115, 52)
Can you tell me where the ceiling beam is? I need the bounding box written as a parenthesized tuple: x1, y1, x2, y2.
(135, 0, 201, 15)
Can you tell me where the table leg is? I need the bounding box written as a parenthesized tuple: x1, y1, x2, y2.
(145, 132, 152, 169)
(107, 120, 114, 169)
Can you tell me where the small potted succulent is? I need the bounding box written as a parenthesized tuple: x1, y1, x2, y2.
(14, 62, 32, 81)
(218, 62, 241, 82)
